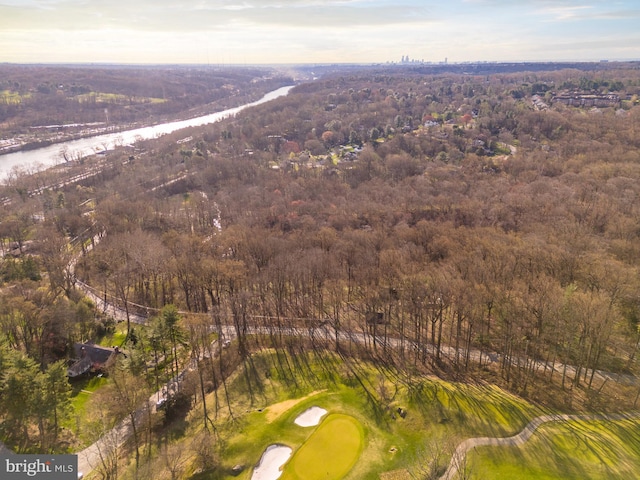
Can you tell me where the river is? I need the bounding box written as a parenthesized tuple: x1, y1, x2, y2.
(0, 85, 294, 180)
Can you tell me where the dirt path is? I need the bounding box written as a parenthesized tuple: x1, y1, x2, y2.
(439, 411, 640, 480)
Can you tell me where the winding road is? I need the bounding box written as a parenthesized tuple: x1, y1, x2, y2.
(440, 412, 640, 480)
(67, 295, 640, 478)
(3, 276, 637, 478)
(13, 232, 639, 477)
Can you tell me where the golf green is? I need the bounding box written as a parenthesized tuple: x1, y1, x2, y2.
(281, 413, 364, 480)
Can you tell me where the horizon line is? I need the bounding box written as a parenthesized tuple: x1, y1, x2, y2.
(2, 59, 640, 68)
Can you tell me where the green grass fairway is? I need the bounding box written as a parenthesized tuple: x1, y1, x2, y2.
(281, 414, 364, 480)
(212, 351, 541, 479)
(469, 418, 640, 480)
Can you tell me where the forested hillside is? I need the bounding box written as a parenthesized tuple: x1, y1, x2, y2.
(1, 64, 640, 471)
(0, 64, 291, 154)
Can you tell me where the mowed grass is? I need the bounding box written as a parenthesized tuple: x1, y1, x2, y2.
(280, 414, 364, 480)
(469, 417, 640, 480)
(426, 381, 537, 437)
(219, 388, 370, 479)
(64, 375, 110, 445)
(98, 346, 640, 480)
(97, 323, 129, 347)
(207, 350, 542, 480)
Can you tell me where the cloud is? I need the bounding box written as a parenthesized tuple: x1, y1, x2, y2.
(540, 5, 592, 21)
(0, 0, 435, 32)
(0, 0, 638, 63)
(535, 2, 640, 22)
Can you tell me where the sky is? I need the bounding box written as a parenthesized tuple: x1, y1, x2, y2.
(1, 0, 639, 65)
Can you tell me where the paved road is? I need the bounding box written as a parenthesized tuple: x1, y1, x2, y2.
(439, 411, 640, 480)
(74, 335, 227, 476)
(76, 386, 173, 476)
(2, 297, 638, 478)
(76, 279, 147, 325)
(56, 265, 640, 476)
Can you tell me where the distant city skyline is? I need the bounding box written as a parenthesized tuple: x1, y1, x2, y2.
(1, 1, 639, 65)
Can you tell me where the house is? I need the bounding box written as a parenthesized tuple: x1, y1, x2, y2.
(531, 95, 549, 111)
(67, 343, 120, 378)
(552, 92, 620, 108)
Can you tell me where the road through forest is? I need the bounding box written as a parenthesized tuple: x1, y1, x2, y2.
(16, 227, 640, 476)
(70, 282, 640, 478)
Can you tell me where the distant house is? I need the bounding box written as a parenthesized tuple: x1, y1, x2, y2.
(531, 95, 549, 111)
(552, 92, 620, 108)
(67, 343, 120, 378)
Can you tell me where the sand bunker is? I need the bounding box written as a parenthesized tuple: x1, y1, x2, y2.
(251, 444, 292, 480)
(264, 390, 325, 423)
(294, 406, 328, 427)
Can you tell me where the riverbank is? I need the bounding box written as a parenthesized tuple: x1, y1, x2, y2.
(0, 87, 290, 158)
(0, 85, 295, 180)
(0, 122, 139, 156)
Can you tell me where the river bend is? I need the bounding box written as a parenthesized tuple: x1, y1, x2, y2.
(0, 85, 294, 180)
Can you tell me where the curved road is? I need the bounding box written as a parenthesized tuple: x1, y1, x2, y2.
(60, 247, 640, 476)
(3, 278, 638, 478)
(440, 411, 640, 480)
(70, 312, 640, 478)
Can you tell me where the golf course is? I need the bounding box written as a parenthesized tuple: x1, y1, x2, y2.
(170, 349, 631, 480)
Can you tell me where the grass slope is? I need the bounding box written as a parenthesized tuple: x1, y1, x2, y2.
(469, 418, 640, 480)
(211, 350, 540, 480)
(106, 349, 639, 480)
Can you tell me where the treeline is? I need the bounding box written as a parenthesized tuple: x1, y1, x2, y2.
(70, 69, 640, 395)
(0, 343, 71, 452)
(2, 67, 640, 409)
(0, 64, 291, 132)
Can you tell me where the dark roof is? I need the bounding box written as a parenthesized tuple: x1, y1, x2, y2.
(73, 343, 117, 364)
(68, 357, 92, 378)
(68, 343, 118, 377)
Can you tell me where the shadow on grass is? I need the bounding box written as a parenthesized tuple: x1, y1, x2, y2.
(471, 417, 640, 480)
(410, 379, 538, 438)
